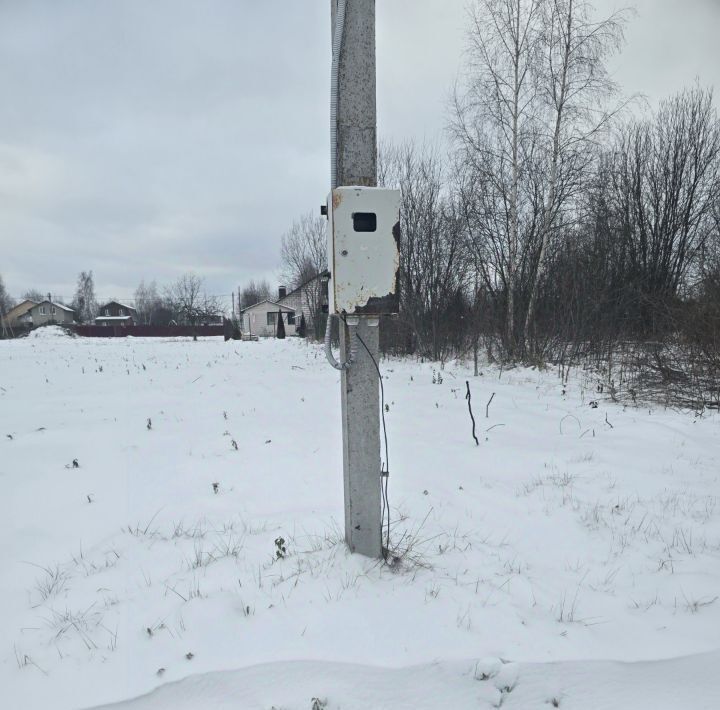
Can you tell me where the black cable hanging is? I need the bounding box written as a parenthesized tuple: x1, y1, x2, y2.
(341, 315, 391, 560)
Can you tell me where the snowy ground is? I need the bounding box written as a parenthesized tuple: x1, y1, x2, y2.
(1, 327, 719, 709)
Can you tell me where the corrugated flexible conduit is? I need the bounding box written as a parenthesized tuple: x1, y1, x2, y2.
(325, 0, 357, 372)
(330, 0, 346, 191)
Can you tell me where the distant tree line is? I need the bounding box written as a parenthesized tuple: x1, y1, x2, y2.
(133, 274, 223, 326)
(0, 271, 224, 328)
(267, 0, 719, 407)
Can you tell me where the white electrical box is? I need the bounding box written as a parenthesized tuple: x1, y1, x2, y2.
(326, 186, 401, 315)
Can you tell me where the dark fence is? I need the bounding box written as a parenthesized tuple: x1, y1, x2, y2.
(0, 324, 33, 339)
(72, 324, 227, 338)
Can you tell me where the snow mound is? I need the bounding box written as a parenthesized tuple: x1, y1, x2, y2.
(87, 654, 720, 710)
(26, 325, 72, 339)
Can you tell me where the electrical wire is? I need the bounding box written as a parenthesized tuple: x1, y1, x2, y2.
(341, 314, 391, 561)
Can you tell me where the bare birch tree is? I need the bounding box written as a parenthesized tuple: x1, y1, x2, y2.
(165, 273, 221, 326)
(382, 141, 469, 360)
(453, 0, 543, 356)
(280, 211, 328, 337)
(238, 279, 272, 309)
(454, 0, 629, 357)
(522, 0, 629, 352)
(134, 279, 162, 324)
(280, 211, 327, 289)
(0, 274, 14, 316)
(71, 270, 98, 323)
(22, 289, 44, 303)
(610, 86, 720, 319)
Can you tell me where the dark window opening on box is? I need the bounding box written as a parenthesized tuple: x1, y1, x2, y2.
(352, 212, 377, 232)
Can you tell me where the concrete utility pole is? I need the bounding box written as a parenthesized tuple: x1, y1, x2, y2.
(331, 0, 382, 558)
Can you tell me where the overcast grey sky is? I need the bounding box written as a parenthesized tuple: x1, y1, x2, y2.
(1, 0, 718, 306)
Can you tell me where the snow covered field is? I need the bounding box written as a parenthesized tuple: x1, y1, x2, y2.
(1, 327, 719, 709)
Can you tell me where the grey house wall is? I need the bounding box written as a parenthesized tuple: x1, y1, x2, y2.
(29, 303, 75, 326)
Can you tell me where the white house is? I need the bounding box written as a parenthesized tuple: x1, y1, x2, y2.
(240, 300, 296, 337)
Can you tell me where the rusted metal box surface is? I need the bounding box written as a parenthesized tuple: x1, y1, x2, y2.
(326, 186, 401, 315)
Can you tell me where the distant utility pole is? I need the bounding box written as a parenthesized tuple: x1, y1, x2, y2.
(331, 0, 382, 558)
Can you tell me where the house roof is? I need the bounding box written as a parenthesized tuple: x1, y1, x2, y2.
(280, 270, 330, 301)
(34, 300, 74, 312)
(99, 301, 137, 312)
(3, 299, 37, 318)
(240, 299, 296, 313)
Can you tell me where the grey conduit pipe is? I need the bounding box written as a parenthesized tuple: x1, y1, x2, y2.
(330, 0, 346, 190)
(325, 0, 356, 372)
(325, 313, 357, 371)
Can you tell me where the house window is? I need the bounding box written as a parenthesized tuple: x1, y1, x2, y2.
(119, 308, 125, 316)
(104, 309, 109, 316)
(51, 307, 56, 315)
(287, 312, 296, 325)
(40, 306, 47, 315)
(266, 312, 277, 326)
